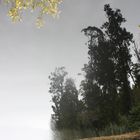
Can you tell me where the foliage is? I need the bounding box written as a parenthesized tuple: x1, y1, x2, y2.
(132, 64, 140, 87)
(128, 105, 140, 130)
(49, 4, 140, 139)
(4, 0, 62, 27)
(102, 4, 133, 115)
(49, 67, 67, 127)
(49, 67, 80, 129)
(133, 42, 140, 63)
(133, 87, 140, 106)
(81, 4, 134, 130)
(59, 78, 79, 129)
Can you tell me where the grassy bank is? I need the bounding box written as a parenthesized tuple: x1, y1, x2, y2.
(80, 131, 140, 140)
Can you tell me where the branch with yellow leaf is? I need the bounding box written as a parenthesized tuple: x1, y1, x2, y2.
(4, 0, 62, 27)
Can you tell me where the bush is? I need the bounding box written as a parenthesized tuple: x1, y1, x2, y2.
(128, 105, 140, 130)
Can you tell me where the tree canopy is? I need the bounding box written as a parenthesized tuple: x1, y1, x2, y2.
(4, 0, 62, 27)
(48, 67, 81, 129)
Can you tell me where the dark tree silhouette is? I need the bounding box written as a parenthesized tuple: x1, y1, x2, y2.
(102, 4, 133, 115)
(81, 4, 134, 128)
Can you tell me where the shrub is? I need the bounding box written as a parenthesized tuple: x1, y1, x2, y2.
(128, 105, 140, 130)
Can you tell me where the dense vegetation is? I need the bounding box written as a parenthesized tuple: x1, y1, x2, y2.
(49, 4, 140, 139)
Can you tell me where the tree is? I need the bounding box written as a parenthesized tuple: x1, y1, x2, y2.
(82, 26, 119, 126)
(102, 4, 133, 115)
(49, 67, 67, 128)
(128, 105, 140, 130)
(132, 63, 140, 87)
(49, 67, 80, 129)
(81, 4, 134, 129)
(132, 41, 140, 88)
(5, 0, 62, 27)
(129, 42, 140, 131)
(133, 42, 140, 63)
(80, 79, 102, 129)
(59, 78, 79, 129)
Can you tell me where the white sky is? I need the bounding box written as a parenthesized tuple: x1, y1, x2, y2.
(0, 0, 140, 140)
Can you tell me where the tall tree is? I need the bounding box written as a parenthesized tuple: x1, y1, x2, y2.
(102, 4, 133, 115)
(81, 4, 134, 128)
(49, 67, 80, 129)
(59, 78, 79, 129)
(82, 26, 119, 126)
(49, 67, 67, 128)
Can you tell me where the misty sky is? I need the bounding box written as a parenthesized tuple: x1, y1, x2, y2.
(0, 0, 140, 140)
